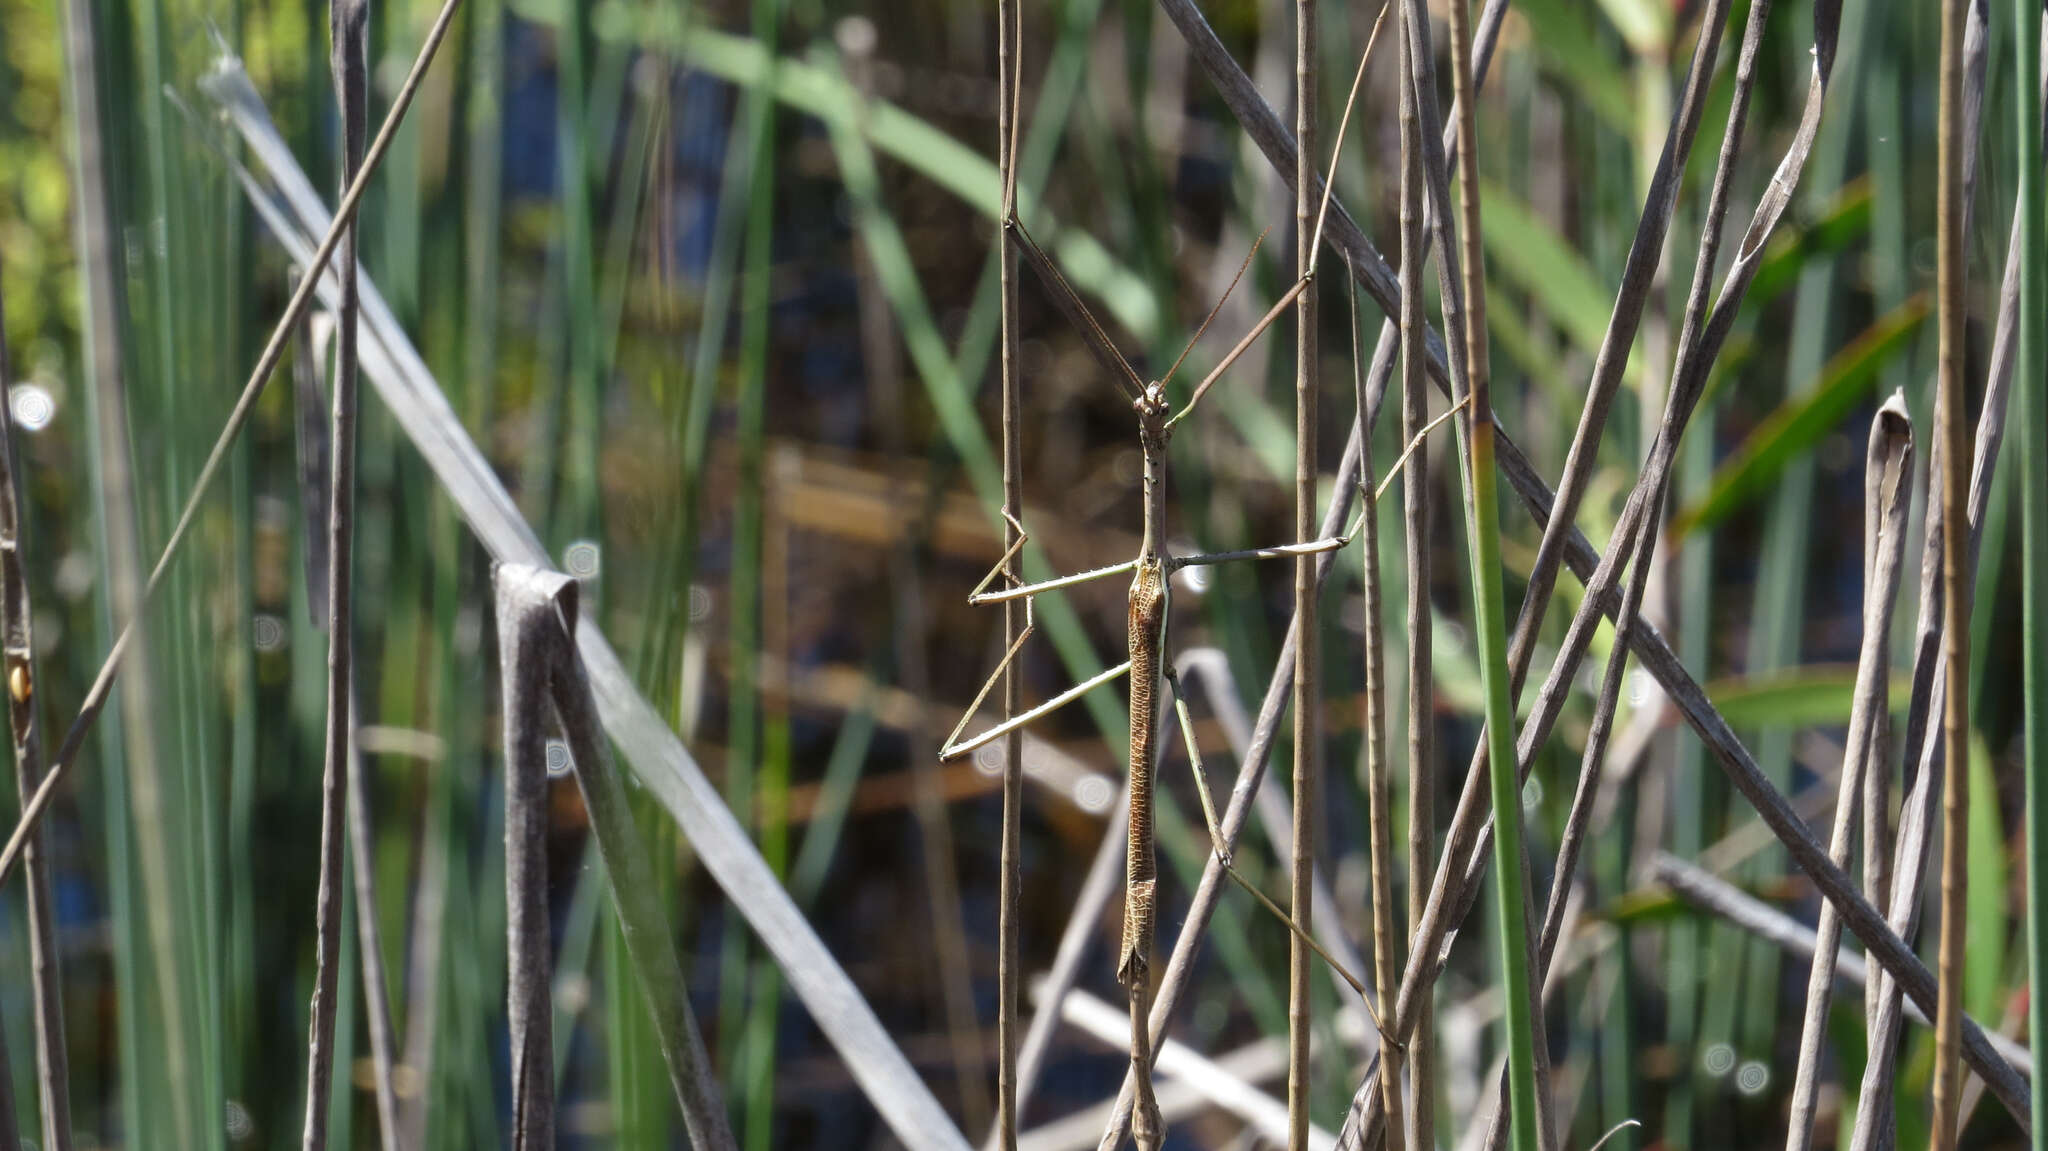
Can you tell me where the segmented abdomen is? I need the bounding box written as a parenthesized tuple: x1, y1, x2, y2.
(1120, 560, 1167, 988)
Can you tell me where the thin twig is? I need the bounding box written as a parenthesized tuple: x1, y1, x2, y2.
(300, 0, 368, 1143)
(996, 0, 1026, 1139)
(1783, 395, 1913, 1151)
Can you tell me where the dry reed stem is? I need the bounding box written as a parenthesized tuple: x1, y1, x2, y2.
(1930, 0, 1973, 1131)
(1395, 8, 1434, 1141)
(1783, 395, 1912, 1151)
(996, 0, 1026, 1139)
(0, 269, 70, 1151)
(1350, 268, 1404, 1151)
(300, 0, 368, 1142)
(1287, 0, 1319, 1137)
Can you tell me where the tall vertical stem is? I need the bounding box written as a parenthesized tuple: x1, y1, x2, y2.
(302, 0, 367, 1145)
(1930, 0, 1971, 1136)
(1444, 0, 1537, 1145)
(996, 0, 1025, 1142)
(2017, 0, 2048, 1134)
(1397, 10, 1434, 1146)
(1288, 0, 1320, 1140)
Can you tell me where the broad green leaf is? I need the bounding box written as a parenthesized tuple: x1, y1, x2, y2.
(1671, 296, 1928, 539)
(1704, 665, 1912, 728)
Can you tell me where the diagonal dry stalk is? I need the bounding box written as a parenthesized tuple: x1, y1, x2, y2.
(995, 0, 1025, 1140)
(300, 0, 369, 1142)
(496, 565, 737, 1151)
(0, 0, 466, 888)
(1782, 394, 1913, 1151)
(0, 276, 71, 1151)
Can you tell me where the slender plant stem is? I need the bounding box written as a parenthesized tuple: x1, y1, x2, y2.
(1783, 396, 1913, 1151)
(2017, 0, 2048, 1127)
(1350, 269, 1403, 1151)
(1931, 0, 1971, 1133)
(1288, 0, 1319, 1139)
(1396, 4, 1435, 1139)
(1435, 0, 1539, 1140)
(0, 274, 70, 1151)
(997, 0, 1026, 1140)
(301, 0, 368, 1144)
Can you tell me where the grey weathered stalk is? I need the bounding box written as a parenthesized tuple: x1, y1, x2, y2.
(0, 275, 69, 1151)
(496, 567, 556, 1148)
(1396, 5, 1434, 1140)
(0, 0, 467, 888)
(1783, 396, 1913, 1151)
(1651, 853, 2034, 1074)
(1288, 0, 1319, 1138)
(497, 565, 737, 1151)
(996, 0, 1026, 1139)
(1351, 271, 1403, 1151)
(301, 0, 368, 1143)
(1930, 0, 1972, 1131)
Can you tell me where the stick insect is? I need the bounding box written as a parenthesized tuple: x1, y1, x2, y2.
(936, 11, 1452, 1145)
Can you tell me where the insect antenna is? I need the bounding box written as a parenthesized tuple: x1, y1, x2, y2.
(1160, 227, 1269, 394)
